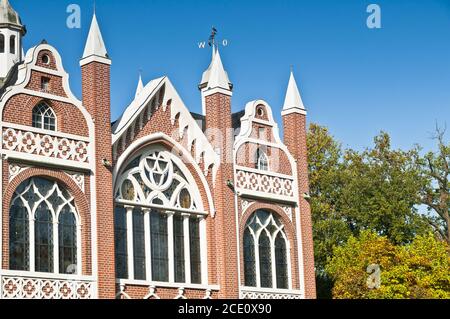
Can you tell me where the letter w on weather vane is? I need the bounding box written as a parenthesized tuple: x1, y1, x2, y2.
(198, 26, 229, 49)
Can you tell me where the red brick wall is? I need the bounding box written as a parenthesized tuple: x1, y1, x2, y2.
(283, 113, 317, 299)
(35, 50, 58, 70)
(2, 95, 89, 137)
(25, 71, 68, 98)
(235, 142, 292, 175)
(81, 60, 115, 299)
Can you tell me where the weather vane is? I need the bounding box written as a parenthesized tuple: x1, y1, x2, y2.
(198, 26, 229, 49)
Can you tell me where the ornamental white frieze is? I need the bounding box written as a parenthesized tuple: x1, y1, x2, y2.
(2, 127, 89, 163)
(1, 276, 93, 299)
(235, 170, 294, 198)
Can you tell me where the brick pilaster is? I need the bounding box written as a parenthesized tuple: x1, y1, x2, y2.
(204, 92, 239, 299)
(283, 113, 317, 299)
(81, 60, 115, 299)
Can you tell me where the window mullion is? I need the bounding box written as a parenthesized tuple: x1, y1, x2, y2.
(30, 215, 35, 272)
(182, 213, 191, 284)
(254, 232, 260, 288)
(125, 206, 134, 280)
(143, 209, 152, 281)
(167, 212, 175, 283)
(199, 216, 207, 285)
(53, 220, 59, 274)
(270, 237, 277, 289)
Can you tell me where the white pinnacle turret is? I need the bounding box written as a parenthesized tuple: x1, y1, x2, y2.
(80, 13, 110, 66)
(135, 74, 144, 99)
(282, 70, 306, 116)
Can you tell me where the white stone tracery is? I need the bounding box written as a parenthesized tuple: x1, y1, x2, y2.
(115, 149, 202, 211)
(115, 146, 208, 286)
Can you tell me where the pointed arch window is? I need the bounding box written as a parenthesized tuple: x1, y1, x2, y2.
(9, 178, 80, 274)
(243, 210, 290, 289)
(32, 102, 56, 131)
(0, 34, 5, 53)
(114, 148, 207, 285)
(256, 148, 269, 171)
(10, 35, 16, 54)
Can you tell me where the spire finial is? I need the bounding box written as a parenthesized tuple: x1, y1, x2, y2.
(135, 71, 144, 99)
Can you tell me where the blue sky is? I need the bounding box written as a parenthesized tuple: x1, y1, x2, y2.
(13, 0, 450, 152)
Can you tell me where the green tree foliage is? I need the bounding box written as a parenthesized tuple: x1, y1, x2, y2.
(326, 231, 450, 299)
(417, 127, 450, 244)
(307, 124, 434, 298)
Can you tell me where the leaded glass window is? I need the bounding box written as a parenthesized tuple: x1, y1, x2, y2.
(59, 208, 77, 274)
(243, 210, 290, 289)
(275, 233, 288, 289)
(173, 214, 185, 283)
(151, 211, 168, 282)
(35, 203, 53, 273)
(189, 217, 201, 284)
(9, 200, 29, 271)
(243, 228, 256, 287)
(133, 209, 146, 280)
(114, 206, 128, 279)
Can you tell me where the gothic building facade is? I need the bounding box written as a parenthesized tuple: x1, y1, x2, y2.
(0, 1, 316, 299)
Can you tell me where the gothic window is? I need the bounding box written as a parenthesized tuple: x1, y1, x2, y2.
(114, 206, 128, 279)
(32, 102, 56, 131)
(9, 35, 15, 54)
(256, 148, 269, 171)
(115, 148, 206, 284)
(243, 210, 290, 289)
(0, 34, 5, 53)
(9, 178, 80, 274)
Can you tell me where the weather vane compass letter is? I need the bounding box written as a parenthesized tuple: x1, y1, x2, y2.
(198, 26, 229, 50)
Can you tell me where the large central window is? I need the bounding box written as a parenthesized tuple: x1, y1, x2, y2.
(114, 148, 206, 285)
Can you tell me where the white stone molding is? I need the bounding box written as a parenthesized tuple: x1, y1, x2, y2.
(65, 171, 85, 192)
(143, 286, 160, 299)
(8, 163, 30, 182)
(174, 287, 187, 299)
